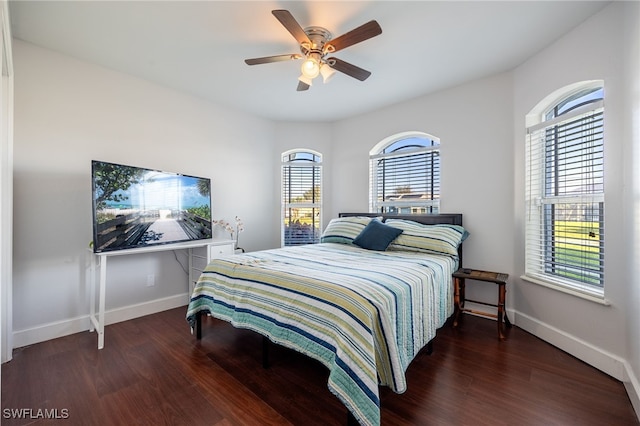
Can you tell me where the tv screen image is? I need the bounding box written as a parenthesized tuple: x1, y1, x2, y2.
(91, 160, 212, 253)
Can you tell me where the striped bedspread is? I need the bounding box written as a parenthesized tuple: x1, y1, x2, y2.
(186, 243, 457, 426)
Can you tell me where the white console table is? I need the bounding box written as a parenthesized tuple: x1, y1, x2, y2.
(88, 239, 235, 349)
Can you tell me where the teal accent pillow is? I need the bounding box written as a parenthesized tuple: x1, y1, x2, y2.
(353, 220, 403, 251)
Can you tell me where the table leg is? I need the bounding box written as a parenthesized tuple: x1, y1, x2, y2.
(98, 255, 107, 349)
(89, 253, 96, 332)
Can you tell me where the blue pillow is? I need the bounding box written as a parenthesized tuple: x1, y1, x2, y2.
(353, 220, 403, 251)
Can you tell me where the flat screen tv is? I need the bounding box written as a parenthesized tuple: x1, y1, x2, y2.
(91, 160, 212, 253)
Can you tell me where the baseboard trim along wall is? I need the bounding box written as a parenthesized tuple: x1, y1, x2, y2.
(623, 361, 640, 422)
(12, 293, 189, 349)
(464, 304, 638, 421)
(437, 303, 627, 380)
(515, 310, 626, 380)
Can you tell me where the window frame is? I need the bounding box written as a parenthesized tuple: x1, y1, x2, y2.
(369, 131, 440, 215)
(281, 149, 322, 247)
(524, 81, 606, 302)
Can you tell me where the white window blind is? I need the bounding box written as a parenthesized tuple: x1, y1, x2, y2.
(525, 97, 604, 292)
(282, 151, 322, 246)
(370, 136, 440, 214)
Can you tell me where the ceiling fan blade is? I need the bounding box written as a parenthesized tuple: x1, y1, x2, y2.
(297, 81, 310, 91)
(327, 57, 372, 81)
(326, 20, 382, 53)
(245, 54, 302, 65)
(272, 10, 311, 46)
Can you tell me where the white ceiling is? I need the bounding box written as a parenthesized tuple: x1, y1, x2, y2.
(8, 1, 609, 122)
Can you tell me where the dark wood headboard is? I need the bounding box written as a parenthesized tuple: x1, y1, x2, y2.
(338, 213, 464, 265)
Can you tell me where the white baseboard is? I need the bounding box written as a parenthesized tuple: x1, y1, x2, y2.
(12, 315, 91, 349)
(623, 360, 640, 422)
(512, 309, 639, 421)
(12, 293, 189, 349)
(514, 310, 626, 380)
(105, 293, 188, 326)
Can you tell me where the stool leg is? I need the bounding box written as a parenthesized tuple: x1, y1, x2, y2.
(453, 277, 464, 327)
(497, 283, 506, 341)
(504, 312, 512, 328)
(501, 283, 512, 328)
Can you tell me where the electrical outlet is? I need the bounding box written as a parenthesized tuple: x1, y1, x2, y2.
(146, 274, 155, 287)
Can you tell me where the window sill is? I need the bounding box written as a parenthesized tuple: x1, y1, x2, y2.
(520, 274, 610, 306)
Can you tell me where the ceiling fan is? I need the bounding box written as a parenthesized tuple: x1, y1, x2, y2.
(245, 10, 382, 91)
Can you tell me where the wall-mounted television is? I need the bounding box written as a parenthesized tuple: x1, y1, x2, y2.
(91, 160, 212, 253)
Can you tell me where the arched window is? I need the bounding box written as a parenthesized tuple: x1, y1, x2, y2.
(369, 132, 440, 214)
(281, 149, 322, 246)
(525, 81, 605, 295)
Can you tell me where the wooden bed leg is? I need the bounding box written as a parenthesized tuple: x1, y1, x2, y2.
(347, 411, 359, 426)
(195, 311, 202, 340)
(262, 336, 270, 369)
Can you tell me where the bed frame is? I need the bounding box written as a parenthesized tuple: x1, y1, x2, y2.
(193, 213, 463, 426)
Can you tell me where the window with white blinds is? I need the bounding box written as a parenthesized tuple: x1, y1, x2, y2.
(370, 134, 440, 214)
(525, 85, 604, 294)
(282, 150, 322, 246)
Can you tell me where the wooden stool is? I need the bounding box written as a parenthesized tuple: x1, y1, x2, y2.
(452, 268, 512, 341)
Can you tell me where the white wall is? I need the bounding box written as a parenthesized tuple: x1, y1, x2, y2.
(513, 3, 631, 380)
(622, 0, 640, 416)
(12, 40, 278, 346)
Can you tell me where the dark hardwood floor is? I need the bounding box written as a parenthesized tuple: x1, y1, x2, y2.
(2, 307, 638, 425)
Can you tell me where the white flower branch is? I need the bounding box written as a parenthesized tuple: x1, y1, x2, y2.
(213, 216, 245, 250)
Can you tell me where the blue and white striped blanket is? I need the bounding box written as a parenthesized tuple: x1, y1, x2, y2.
(186, 243, 456, 426)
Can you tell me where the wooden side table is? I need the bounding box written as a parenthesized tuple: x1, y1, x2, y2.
(452, 268, 512, 341)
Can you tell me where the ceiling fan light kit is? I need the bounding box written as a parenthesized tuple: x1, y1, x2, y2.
(320, 64, 336, 83)
(300, 54, 321, 79)
(245, 9, 382, 91)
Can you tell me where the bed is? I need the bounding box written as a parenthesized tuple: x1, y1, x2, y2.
(186, 213, 465, 426)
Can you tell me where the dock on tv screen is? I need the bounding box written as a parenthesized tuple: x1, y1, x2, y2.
(91, 160, 212, 253)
